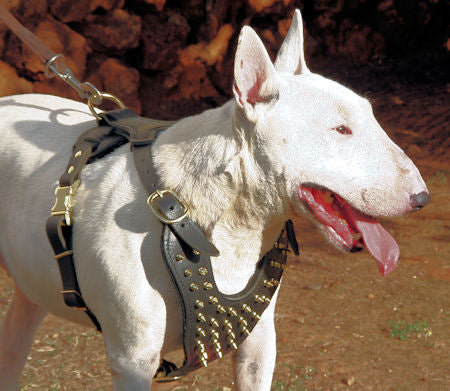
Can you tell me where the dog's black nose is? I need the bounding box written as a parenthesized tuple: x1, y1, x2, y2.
(410, 191, 430, 210)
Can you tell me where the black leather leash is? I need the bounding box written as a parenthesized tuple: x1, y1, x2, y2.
(46, 108, 299, 382)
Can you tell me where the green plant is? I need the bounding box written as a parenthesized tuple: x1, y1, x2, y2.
(389, 320, 431, 340)
(272, 364, 315, 391)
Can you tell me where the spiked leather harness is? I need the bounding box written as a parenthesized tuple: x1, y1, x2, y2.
(46, 108, 299, 381)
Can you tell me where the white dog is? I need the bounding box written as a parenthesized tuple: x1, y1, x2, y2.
(0, 10, 429, 391)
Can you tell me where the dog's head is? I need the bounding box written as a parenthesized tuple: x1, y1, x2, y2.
(232, 10, 429, 276)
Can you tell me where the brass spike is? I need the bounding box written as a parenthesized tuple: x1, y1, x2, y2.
(264, 296, 271, 304)
(242, 327, 250, 336)
(200, 357, 208, 367)
(238, 316, 248, 327)
(224, 319, 232, 329)
(203, 282, 214, 290)
(242, 304, 252, 313)
(195, 299, 205, 309)
(198, 267, 208, 276)
(193, 249, 200, 255)
(226, 330, 235, 339)
(227, 335, 238, 350)
(74, 150, 82, 158)
(254, 294, 264, 304)
(197, 327, 206, 337)
(196, 339, 206, 350)
(197, 313, 206, 322)
(252, 312, 261, 320)
(270, 260, 286, 270)
(209, 296, 219, 304)
(216, 304, 226, 314)
(228, 307, 238, 317)
(213, 340, 222, 358)
(209, 317, 220, 328)
(190, 283, 199, 291)
(270, 278, 280, 287)
(184, 269, 193, 277)
(263, 279, 274, 288)
(210, 329, 220, 339)
(176, 254, 184, 261)
(67, 166, 74, 174)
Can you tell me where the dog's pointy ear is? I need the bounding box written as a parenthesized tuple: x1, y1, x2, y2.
(233, 26, 279, 120)
(274, 9, 309, 74)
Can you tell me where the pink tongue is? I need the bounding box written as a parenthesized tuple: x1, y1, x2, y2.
(339, 199, 400, 276)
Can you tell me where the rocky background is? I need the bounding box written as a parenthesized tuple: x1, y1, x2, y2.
(0, 0, 448, 119)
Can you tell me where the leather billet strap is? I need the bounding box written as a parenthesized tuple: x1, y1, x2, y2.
(99, 109, 220, 256)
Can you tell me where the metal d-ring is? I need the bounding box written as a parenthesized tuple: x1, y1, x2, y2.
(87, 92, 126, 119)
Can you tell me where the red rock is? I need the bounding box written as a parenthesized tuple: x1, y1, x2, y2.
(141, 0, 166, 11)
(48, 0, 92, 23)
(0, 60, 33, 96)
(86, 58, 141, 114)
(89, 0, 125, 12)
(140, 12, 190, 71)
(82, 9, 141, 52)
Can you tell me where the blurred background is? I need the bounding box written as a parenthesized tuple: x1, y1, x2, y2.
(0, 1, 449, 390)
(0, 0, 448, 119)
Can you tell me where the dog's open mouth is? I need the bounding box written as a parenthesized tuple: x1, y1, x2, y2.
(297, 185, 400, 276)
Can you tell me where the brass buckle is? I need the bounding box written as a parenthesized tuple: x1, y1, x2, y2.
(51, 179, 80, 226)
(147, 189, 188, 224)
(60, 290, 87, 311)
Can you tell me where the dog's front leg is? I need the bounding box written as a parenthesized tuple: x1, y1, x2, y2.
(103, 330, 163, 391)
(233, 301, 277, 391)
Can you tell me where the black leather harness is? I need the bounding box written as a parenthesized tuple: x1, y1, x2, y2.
(46, 108, 299, 381)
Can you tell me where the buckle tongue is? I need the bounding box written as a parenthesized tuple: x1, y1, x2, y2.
(147, 189, 189, 224)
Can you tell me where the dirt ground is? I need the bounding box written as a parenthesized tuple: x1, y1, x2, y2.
(0, 60, 449, 390)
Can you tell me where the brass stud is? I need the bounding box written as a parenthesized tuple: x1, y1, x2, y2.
(210, 329, 220, 339)
(216, 304, 226, 314)
(67, 166, 75, 174)
(74, 150, 82, 158)
(213, 340, 222, 358)
(228, 338, 238, 350)
(198, 267, 208, 276)
(270, 260, 286, 270)
(226, 330, 236, 339)
(184, 269, 193, 277)
(270, 278, 280, 287)
(242, 304, 252, 313)
(193, 249, 200, 255)
(190, 283, 199, 291)
(176, 254, 184, 261)
(252, 312, 261, 320)
(228, 307, 238, 317)
(255, 294, 270, 304)
(238, 316, 248, 327)
(197, 313, 206, 322)
(263, 279, 274, 288)
(209, 296, 219, 304)
(203, 282, 213, 290)
(197, 327, 206, 337)
(195, 299, 205, 309)
(210, 317, 220, 328)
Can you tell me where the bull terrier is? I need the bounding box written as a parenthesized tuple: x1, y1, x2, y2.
(0, 10, 429, 391)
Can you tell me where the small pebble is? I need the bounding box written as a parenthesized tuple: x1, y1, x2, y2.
(343, 376, 356, 386)
(306, 282, 322, 291)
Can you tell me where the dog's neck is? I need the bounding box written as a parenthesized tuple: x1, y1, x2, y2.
(153, 101, 287, 289)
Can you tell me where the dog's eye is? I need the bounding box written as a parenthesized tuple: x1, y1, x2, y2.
(334, 125, 352, 135)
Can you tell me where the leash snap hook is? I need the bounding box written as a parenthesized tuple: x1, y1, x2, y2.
(88, 92, 126, 120)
